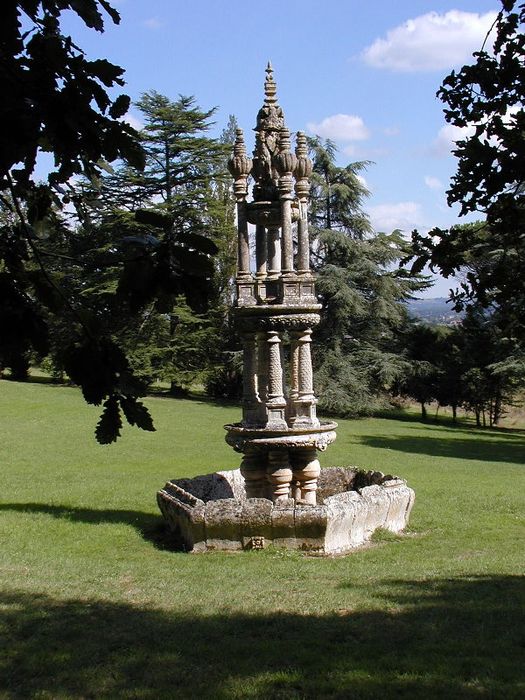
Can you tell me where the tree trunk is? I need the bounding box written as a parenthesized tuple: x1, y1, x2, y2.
(169, 380, 189, 397)
(493, 387, 502, 425)
(475, 409, 481, 427)
(325, 174, 332, 230)
(421, 402, 427, 421)
(452, 404, 457, 424)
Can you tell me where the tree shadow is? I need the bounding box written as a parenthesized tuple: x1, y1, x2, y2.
(2, 373, 69, 387)
(356, 432, 525, 465)
(0, 576, 523, 698)
(0, 503, 172, 550)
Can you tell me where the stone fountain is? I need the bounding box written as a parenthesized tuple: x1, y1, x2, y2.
(157, 64, 414, 554)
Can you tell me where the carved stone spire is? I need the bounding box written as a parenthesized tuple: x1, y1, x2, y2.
(264, 61, 277, 106)
(255, 61, 285, 134)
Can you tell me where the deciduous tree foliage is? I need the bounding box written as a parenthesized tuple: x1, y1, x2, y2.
(0, 1, 216, 442)
(410, 1, 525, 336)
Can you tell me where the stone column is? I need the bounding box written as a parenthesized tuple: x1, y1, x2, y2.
(296, 207, 309, 273)
(237, 202, 251, 275)
(281, 199, 293, 273)
(291, 448, 320, 505)
(227, 128, 252, 276)
(267, 450, 292, 502)
(267, 226, 281, 277)
(265, 330, 287, 429)
(294, 328, 319, 427)
(275, 128, 297, 274)
(241, 332, 259, 426)
(256, 330, 268, 425)
(255, 224, 267, 278)
(294, 131, 313, 274)
(288, 331, 300, 423)
(240, 448, 268, 499)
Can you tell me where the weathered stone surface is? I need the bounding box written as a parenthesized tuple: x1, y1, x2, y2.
(383, 480, 415, 533)
(360, 485, 391, 538)
(241, 498, 273, 549)
(218, 469, 246, 501)
(324, 492, 358, 553)
(156, 484, 206, 552)
(205, 499, 243, 551)
(271, 498, 297, 549)
(317, 467, 356, 503)
(294, 504, 328, 552)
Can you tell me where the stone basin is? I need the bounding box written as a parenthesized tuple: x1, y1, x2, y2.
(157, 467, 415, 555)
(224, 420, 338, 452)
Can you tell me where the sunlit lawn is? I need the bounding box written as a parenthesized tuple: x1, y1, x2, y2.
(1, 379, 524, 698)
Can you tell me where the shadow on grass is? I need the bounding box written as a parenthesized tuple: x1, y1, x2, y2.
(0, 576, 523, 698)
(356, 432, 525, 465)
(0, 503, 172, 550)
(5, 374, 242, 409)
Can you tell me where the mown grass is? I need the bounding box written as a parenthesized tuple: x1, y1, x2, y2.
(0, 379, 524, 699)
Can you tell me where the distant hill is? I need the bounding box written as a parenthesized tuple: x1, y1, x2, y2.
(405, 297, 464, 326)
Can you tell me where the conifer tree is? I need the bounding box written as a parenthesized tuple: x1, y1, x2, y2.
(308, 139, 428, 416)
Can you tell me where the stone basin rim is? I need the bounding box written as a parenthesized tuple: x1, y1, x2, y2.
(233, 303, 322, 316)
(224, 420, 338, 438)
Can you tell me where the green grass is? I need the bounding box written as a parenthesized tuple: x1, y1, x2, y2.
(0, 379, 524, 699)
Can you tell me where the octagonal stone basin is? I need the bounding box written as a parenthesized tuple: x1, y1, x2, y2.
(157, 467, 415, 555)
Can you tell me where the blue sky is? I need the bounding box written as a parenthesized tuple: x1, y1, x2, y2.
(59, 0, 499, 296)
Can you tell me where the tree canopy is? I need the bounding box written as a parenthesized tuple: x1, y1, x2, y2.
(410, 0, 525, 337)
(0, 2, 213, 442)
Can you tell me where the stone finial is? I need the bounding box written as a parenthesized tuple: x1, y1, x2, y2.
(294, 131, 313, 200)
(264, 61, 277, 106)
(228, 128, 252, 198)
(255, 62, 285, 133)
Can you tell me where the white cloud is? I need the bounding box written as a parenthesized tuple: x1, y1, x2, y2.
(143, 16, 164, 30)
(343, 145, 388, 159)
(368, 201, 423, 232)
(361, 10, 497, 72)
(383, 126, 400, 137)
(433, 123, 475, 155)
(424, 175, 444, 190)
(307, 114, 369, 141)
(434, 105, 521, 155)
(122, 112, 143, 131)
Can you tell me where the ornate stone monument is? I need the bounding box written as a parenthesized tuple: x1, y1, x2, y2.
(223, 62, 337, 506)
(157, 65, 415, 554)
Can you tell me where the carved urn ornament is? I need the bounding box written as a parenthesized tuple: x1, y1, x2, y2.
(224, 62, 337, 506)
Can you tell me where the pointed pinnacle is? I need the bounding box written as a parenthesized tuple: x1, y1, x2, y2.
(264, 61, 277, 106)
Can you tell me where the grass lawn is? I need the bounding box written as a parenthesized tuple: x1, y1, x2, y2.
(0, 379, 524, 699)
